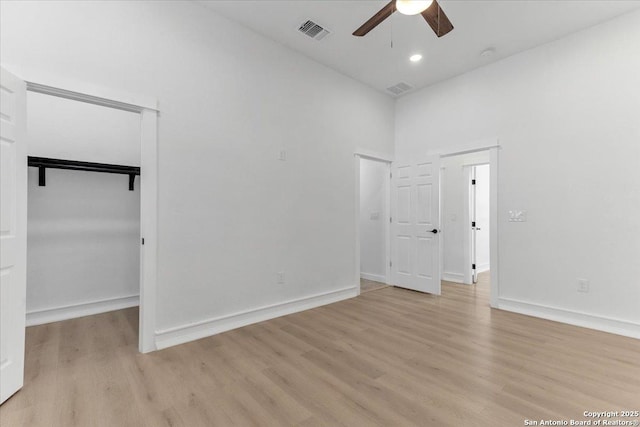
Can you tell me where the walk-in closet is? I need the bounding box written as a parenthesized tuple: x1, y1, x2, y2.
(26, 91, 141, 328)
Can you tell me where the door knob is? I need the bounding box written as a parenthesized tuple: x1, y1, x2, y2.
(429, 229, 439, 234)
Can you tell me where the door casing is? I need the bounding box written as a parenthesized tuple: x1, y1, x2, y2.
(4, 66, 160, 353)
(437, 140, 500, 307)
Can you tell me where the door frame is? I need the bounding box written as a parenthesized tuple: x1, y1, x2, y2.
(433, 139, 500, 307)
(7, 67, 159, 353)
(354, 149, 393, 294)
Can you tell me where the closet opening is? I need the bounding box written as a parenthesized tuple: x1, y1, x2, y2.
(25, 90, 143, 346)
(355, 153, 392, 294)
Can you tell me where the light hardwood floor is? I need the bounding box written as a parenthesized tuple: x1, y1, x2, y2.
(360, 278, 389, 294)
(2, 275, 639, 426)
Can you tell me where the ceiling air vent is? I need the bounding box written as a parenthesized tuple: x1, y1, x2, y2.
(298, 20, 331, 41)
(386, 82, 414, 96)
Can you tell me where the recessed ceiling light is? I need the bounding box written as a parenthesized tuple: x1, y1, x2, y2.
(409, 54, 423, 63)
(480, 47, 496, 58)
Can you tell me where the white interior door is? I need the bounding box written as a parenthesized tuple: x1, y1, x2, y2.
(391, 155, 441, 294)
(470, 167, 478, 283)
(473, 164, 491, 276)
(0, 68, 27, 404)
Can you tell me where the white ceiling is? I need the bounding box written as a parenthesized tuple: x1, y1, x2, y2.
(198, 0, 640, 97)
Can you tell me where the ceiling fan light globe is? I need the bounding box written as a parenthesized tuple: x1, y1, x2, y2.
(395, 0, 433, 16)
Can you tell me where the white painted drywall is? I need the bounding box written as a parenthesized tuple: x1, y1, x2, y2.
(396, 10, 640, 328)
(474, 164, 490, 273)
(26, 92, 140, 316)
(0, 1, 394, 338)
(27, 92, 140, 165)
(359, 158, 387, 282)
(440, 151, 489, 282)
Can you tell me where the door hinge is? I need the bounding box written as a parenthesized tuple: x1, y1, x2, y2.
(472, 179, 476, 185)
(472, 263, 476, 270)
(390, 217, 392, 223)
(141, 238, 145, 245)
(471, 221, 476, 227)
(390, 261, 392, 267)
(390, 172, 393, 179)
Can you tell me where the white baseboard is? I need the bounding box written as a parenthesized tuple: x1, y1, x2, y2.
(26, 295, 139, 327)
(498, 297, 640, 339)
(442, 272, 465, 284)
(155, 286, 358, 350)
(360, 272, 387, 283)
(476, 263, 490, 273)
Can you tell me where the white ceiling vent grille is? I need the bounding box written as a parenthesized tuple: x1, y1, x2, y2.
(298, 20, 331, 41)
(386, 82, 414, 96)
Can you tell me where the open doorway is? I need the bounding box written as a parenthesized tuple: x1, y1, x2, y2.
(0, 69, 158, 404)
(440, 149, 493, 297)
(22, 78, 159, 354)
(381, 142, 499, 305)
(356, 155, 391, 294)
(25, 92, 141, 333)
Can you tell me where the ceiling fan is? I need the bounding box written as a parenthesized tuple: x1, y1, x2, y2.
(353, 0, 454, 38)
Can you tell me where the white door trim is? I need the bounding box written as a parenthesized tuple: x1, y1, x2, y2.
(138, 109, 158, 353)
(433, 138, 500, 158)
(489, 147, 499, 307)
(1, 64, 158, 111)
(432, 140, 500, 308)
(354, 148, 394, 163)
(19, 73, 159, 353)
(354, 152, 392, 294)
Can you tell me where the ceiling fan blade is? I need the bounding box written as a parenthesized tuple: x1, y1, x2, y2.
(353, 1, 396, 37)
(421, 0, 454, 37)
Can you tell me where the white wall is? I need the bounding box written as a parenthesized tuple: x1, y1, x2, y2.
(26, 92, 140, 320)
(27, 92, 140, 165)
(359, 158, 387, 283)
(1, 1, 394, 344)
(474, 164, 490, 273)
(441, 151, 489, 283)
(396, 10, 640, 336)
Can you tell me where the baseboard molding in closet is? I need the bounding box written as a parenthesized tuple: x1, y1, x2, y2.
(26, 295, 139, 326)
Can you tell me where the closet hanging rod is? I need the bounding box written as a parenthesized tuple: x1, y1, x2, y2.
(27, 156, 141, 191)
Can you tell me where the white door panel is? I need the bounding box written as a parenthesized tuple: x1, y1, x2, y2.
(470, 167, 477, 283)
(391, 155, 441, 294)
(0, 68, 27, 405)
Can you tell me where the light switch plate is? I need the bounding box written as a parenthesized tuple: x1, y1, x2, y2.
(508, 210, 527, 222)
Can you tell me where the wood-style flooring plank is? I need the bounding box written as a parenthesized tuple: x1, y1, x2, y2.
(2, 273, 639, 426)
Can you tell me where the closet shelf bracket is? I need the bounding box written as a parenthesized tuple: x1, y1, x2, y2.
(27, 156, 141, 191)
